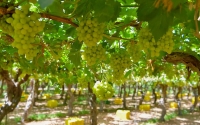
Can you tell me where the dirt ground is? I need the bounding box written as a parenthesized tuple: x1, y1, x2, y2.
(2, 94, 200, 125)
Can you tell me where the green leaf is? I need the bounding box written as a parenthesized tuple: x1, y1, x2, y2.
(135, 0, 144, 4)
(38, 0, 55, 9)
(93, 0, 106, 13)
(171, 0, 188, 8)
(71, 40, 83, 51)
(66, 63, 73, 71)
(84, 67, 93, 77)
(117, 0, 126, 4)
(68, 40, 82, 67)
(3, 46, 17, 55)
(124, 70, 132, 78)
(148, 9, 173, 40)
(173, 3, 189, 25)
(94, 0, 121, 22)
(136, 0, 156, 21)
(71, 0, 94, 18)
(68, 51, 81, 67)
(47, 0, 65, 17)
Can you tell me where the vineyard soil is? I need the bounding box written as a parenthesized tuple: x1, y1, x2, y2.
(1, 94, 200, 125)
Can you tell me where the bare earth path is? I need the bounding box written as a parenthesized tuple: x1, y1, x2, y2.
(2, 94, 200, 125)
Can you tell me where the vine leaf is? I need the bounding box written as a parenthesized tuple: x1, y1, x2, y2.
(171, 0, 188, 8)
(71, 0, 94, 18)
(94, 0, 121, 22)
(38, 0, 55, 9)
(47, 0, 65, 17)
(68, 40, 82, 67)
(148, 9, 173, 41)
(136, 0, 173, 40)
(124, 70, 132, 78)
(136, 0, 156, 21)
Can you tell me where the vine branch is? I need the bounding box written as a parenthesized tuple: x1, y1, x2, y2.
(40, 13, 78, 27)
(0, 69, 13, 86)
(115, 20, 142, 30)
(0, 7, 14, 15)
(194, 0, 200, 39)
(164, 52, 200, 76)
(103, 34, 134, 41)
(120, 5, 139, 7)
(14, 69, 22, 82)
(18, 74, 30, 85)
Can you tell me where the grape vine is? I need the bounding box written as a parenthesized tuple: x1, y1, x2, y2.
(77, 74, 91, 89)
(109, 52, 132, 81)
(127, 41, 143, 62)
(82, 44, 106, 66)
(138, 28, 174, 58)
(76, 18, 105, 47)
(0, 14, 14, 35)
(93, 81, 114, 101)
(7, 4, 45, 60)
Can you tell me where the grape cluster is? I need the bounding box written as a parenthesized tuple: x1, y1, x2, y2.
(93, 81, 114, 101)
(110, 53, 132, 80)
(77, 74, 90, 89)
(163, 64, 176, 79)
(138, 28, 174, 57)
(7, 4, 45, 60)
(127, 41, 143, 62)
(82, 44, 106, 66)
(0, 14, 14, 35)
(157, 29, 174, 54)
(76, 18, 105, 47)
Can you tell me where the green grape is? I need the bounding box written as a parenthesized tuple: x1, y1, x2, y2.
(82, 44, 106, 66)
(157, 29, 174, 54)
(127, 41, 143, 62)
(77, 18, 105, 47)
(77, 74, 91, 89)
(109, 52, 132, 81)
(138, 27, 174, 58)
(93, 81, 114, 101)
(0, 14, 14, 35)
(6, 4, 46, 60)
(163, 64, 176, 79)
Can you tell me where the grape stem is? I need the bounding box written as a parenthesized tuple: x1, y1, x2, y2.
(103, 34, 135, 41)
(40, 13, 78, 27)
(194, 0, 200, 39)
(1, 34, 14, 43)
(0, 7, 14, 15)
(120, 5, 139, 7)
(0, 6, 78, 27)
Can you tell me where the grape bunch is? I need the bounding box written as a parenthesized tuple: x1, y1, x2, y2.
(0, 14, 14, 35)
(163, 64, 176, 79)
(77, 74, 90, 89)
(127, 41, 143, 62)
(6, 4, 45, 60)
(157, 29, 174, 54)
(76, 18, 105, 47)
(93, 81, 114, 101)
(138, 28, 174, 57)
(110, 52, 132, 80)
(82, 44, 106, 66)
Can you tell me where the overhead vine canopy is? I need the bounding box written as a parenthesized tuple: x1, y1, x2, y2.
(0, 0, 200, 77)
